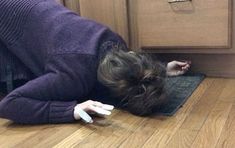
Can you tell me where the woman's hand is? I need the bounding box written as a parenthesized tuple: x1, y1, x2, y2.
(166, 60, 191, 76)
(74, 100, 114, 123)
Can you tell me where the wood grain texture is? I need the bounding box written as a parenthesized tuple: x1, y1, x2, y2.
(15, 124, 81, 148)
(128, 0, 231, 49)
(81, 111, 144, 148)
(141, 78, 214, 148)
(1, 78, 235, 148)
(191, 101, 232, 148)
(216, 104, 235, 148)
(180, 78, 228, 130)
(166, 129, 198, 148)
(63, 0, 80, 14)
(79, 0, 129, 46)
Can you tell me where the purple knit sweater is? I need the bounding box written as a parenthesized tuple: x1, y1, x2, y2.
(0, 0, 126, 124)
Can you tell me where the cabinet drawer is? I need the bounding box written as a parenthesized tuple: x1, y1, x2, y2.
(129, 0, 232, 49)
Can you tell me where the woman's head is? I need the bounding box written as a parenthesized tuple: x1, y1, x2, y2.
(97, 50, 166, 116)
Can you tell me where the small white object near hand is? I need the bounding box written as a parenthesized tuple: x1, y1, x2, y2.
(74, 106, 93, 123)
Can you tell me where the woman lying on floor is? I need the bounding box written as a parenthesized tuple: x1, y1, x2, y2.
(0, 0, 190, 124)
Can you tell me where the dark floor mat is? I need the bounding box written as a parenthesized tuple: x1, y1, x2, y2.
(154, 73, 205, 116)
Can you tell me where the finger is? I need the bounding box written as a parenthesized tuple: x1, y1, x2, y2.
(93, 101, 103, 107)
(182, 68, 189, 72)
(182, 64, 190, 70)
(175, 61, 188, 66)
(102, 104, 114, 110)
(183, 63, 190, 68)
(182, 67, 189, 71)
(177, 70, 186, 75)
(182, 64, 189, 70)
(93, 101, 114, 111)
(170, 71, 183, 76)
(89, 105, 112, 115)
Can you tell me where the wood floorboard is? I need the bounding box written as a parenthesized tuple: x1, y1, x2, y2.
(89, 111, 145, 148)
(141, 78, 216, 148)
(165, 129, 198, 148)
(43, 110, 121, 148)
(191, 101, 232, 148)
(16, 124, 81, 148)
(215, 104, 235, 148)
(0, 77, 235, 148)
(180, 78, 228, 130)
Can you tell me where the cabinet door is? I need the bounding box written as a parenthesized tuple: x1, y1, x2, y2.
(129, 0, 232, 49)
(79, 0, 129, 45)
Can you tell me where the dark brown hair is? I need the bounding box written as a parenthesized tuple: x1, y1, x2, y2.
(97, 49, 166, 116)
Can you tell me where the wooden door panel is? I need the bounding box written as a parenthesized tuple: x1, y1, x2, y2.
(63, 0, 80, 14)
(79, 0, 129, 44)
(129, 0, 232, 49)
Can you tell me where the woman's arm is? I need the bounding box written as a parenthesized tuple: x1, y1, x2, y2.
(0, 54, 97, 124)
(0, 73, 114, 124)
(0, 73, 77, 124)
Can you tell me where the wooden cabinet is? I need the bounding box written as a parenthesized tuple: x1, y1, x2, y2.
(61, 0, 128, 44)
(63, 0, 80, 14)
(79, 0, 129, 45)
(76, 0, 234, 54)
(129, 0, 232, 50)
(63, 0, 235, 77)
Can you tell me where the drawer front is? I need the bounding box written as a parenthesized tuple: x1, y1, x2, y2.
(129, 0, 232, 49)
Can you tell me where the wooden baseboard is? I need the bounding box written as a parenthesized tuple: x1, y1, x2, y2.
(156, 54, 235, 78)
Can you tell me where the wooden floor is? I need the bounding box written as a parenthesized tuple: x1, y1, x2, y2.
(0, 77, 235, 148)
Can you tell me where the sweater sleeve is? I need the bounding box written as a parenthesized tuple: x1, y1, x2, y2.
(0, 54, 97, 124)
